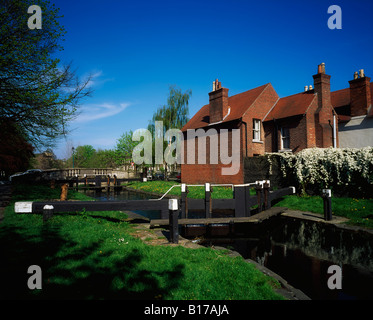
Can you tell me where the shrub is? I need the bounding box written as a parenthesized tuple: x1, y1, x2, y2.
(266, 147, 373, 197)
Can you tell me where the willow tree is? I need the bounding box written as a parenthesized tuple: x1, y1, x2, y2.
(0, 0, 92, 149)
(147, 85, 192, 178)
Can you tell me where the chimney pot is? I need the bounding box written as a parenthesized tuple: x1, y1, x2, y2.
(354, 71, 359, 80)
(309, 85, 313, 90)
(359, 69, 365, 78)
(304, 85, 309, 92)
(317, 63, 326, 74)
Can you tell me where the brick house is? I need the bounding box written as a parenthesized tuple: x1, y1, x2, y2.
(181, 63, 372, 184)
(331, 69, 373, 148)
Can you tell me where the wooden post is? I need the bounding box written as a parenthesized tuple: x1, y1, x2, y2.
(181, 183, 188, 219)
(84, 174, 87, 187)
(95, 175, 101, 188)
(263, 180, 271, 210)
(169, 199, 179, 244)
(255, 181, 264, 213)
(244, 185, 251, 217)
(205, 183, 211, 218)
(234, 185, 246, 217)
(322, 189, 332, 221)
(75, 174, 79, 191)
(60, 183, 69, 201)
(43, 205, 54, 223)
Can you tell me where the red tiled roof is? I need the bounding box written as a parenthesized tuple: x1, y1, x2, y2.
(181, 83, 270, 131)
(263, 91, 316, 121)
(331, 87, 350, 108)
(331, 82, 373, 116)
(183, 81, 373, 130)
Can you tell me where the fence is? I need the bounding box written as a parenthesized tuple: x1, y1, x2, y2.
(176, 181, 295, 219)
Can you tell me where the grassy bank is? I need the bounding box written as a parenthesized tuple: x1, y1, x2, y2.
(126, 181, 373, 228)
(0, 183, 283, 300)
(274, 194, 373, 229)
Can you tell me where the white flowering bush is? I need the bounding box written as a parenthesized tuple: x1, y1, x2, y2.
(266, 147, 373, 196)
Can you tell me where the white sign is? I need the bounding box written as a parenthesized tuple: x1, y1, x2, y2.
(15, 202, 33, 213)
(168, 199, 178, 211)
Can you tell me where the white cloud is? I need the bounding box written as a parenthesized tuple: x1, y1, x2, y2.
(86, 70, 112, 88)
(75, 102, 130, 122)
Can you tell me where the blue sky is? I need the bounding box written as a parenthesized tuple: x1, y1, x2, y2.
(51, 0, 373, 159)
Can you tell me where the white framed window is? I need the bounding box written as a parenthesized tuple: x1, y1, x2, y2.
(253, 119, 261, 141)
(281, 127, 290, 150)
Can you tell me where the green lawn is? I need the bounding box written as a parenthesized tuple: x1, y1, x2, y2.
(0, 183, 283, 300)
(126, 180, 243, 199)
(274, 194, 373, 228)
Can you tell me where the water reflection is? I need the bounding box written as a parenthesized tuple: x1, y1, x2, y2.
(201, 217, 373, 300)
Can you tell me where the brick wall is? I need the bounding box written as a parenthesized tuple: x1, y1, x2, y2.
(242, 84, 279, 157)
(305, 96, 318, 148)
(181, 121, 244, 184)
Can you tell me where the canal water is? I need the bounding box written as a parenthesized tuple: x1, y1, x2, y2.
(200, 216, 373, 300)
(81, 189, 373, 300)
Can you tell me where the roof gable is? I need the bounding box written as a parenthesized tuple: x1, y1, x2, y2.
(263, 91, 317, 121)
(182, 83, 270, 131)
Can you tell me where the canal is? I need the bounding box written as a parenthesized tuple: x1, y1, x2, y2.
(81, 189, 373, 300)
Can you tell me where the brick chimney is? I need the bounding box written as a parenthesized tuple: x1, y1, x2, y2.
(313, 63, 331, 111)
(312, 63, 334, 147)
(209, 79, 229, 123)
(348, 69, 372, 117)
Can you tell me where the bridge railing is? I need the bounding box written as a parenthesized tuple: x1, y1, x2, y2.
(41, 168, 130, 180)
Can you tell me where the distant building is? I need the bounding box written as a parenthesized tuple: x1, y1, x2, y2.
(181, 63, 372, 184)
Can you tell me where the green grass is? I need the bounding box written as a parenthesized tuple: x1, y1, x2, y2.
(274, 194, 373, 228)
(0, 183, 283, 300)
(126, 180, 255, 199)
